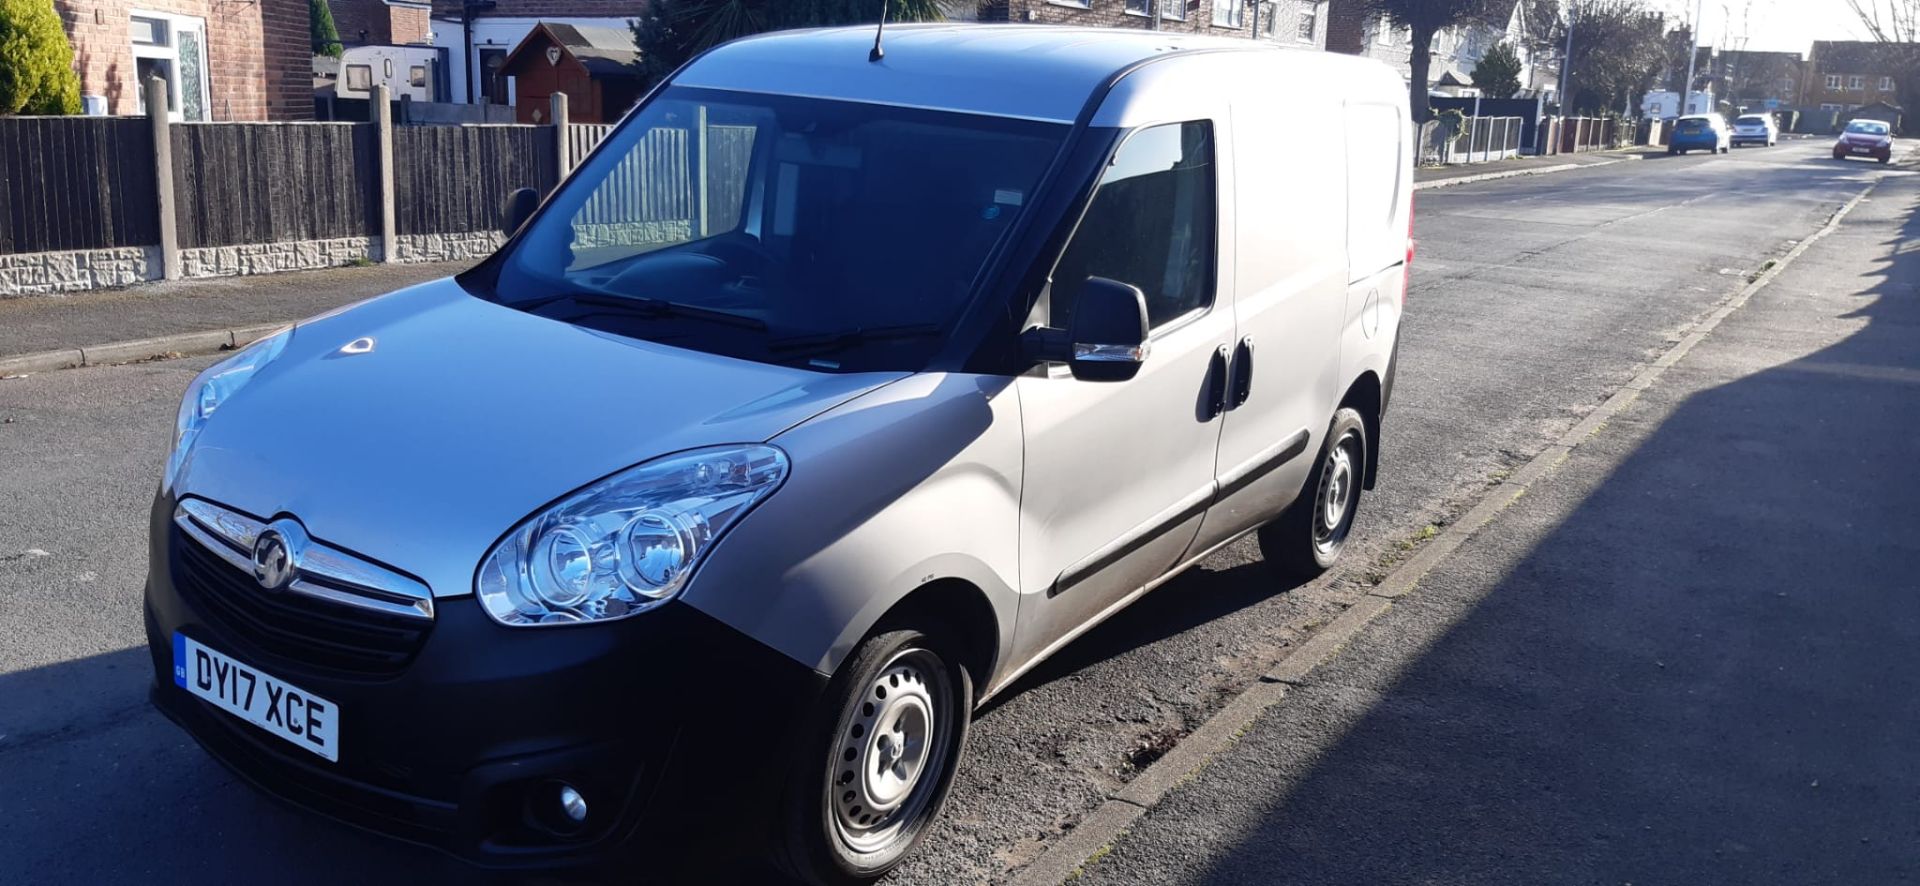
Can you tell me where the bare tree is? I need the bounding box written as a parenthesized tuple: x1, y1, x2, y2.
(1844, 0, 1920, 132)
(1846, 0, 1920, 42)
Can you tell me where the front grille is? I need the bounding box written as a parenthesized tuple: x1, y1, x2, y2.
(170, 524, 431, 679)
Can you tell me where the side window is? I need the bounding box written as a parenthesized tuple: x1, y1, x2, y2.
(1051, 121, 1216, 330)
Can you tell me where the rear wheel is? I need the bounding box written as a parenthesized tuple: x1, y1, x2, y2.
(775, 630, 970, 886)
(1259, 408, 1367, 580)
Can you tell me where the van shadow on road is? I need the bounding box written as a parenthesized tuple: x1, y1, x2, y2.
(1135, 172, 1920, 885)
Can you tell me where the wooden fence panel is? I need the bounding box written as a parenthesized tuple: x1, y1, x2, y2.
(393, 124, 557, 236)
(171, 122, 378, 249)
(0, 117, 158, 255)
(562, 122, 756, 229)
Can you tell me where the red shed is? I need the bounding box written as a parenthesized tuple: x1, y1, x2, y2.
(499, 22, 645, 124)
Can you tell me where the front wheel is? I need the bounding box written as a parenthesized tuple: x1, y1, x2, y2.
(1259, 407, 1368, 580)
(775, 630, 971, 886)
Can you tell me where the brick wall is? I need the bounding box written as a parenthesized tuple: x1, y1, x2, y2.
(260, 0, 314, 119)
(332, 0, 431, 46)
(56, 0, 310, 119)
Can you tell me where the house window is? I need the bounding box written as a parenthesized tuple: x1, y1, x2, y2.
(1126, 0, 1151, 15)
(130, 12, 210, 121)
(1827, 74, 1843, 89)
(1850, 75, 1865, 89)
(345, 65, 372, 92)
(1881, 76, 1894, 91)
(1162, 0, 1185, 20)
(1213, 0, 1244, 28)
(1259, 2, 1279, 36)
(409, 65, 428, 88)
(1298, 8, 1316, 40)
(1375, 17, 1395, 45)
(1821, 103, 1844, 112)
(1052, 121, 1217, 330)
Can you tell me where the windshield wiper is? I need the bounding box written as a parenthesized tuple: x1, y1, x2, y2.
(515, 290, 767, 331)
(767, 323, 947, 357)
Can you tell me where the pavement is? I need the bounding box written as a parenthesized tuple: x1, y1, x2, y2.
(1412, 144, 1669, 187)
(0, 140, 1908, 885)
(0, 260, 471, 372)
(1068, 156, 1920, 883)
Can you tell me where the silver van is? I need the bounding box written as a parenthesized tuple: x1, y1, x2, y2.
(146, 25, 1411, 884)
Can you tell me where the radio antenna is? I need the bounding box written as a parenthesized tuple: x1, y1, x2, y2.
(870, 0, 888, 62)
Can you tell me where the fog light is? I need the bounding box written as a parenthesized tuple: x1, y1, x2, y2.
(558, 783, 588, 824)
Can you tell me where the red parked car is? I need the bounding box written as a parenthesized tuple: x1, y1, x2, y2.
(1834, 119, 1895, 163)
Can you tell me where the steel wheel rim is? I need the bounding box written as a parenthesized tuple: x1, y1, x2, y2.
(828, 648, 953, 857)
(1313, 432, 1362, 556)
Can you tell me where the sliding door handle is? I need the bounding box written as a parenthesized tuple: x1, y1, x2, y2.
(1230, 337, 1254, 409)
(1204, 345, 1230, 420)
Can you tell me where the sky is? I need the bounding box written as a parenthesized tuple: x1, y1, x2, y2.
(1646, 0, 1871, 53)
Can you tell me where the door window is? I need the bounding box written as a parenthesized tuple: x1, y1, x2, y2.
(1050, 121, 1217, 330)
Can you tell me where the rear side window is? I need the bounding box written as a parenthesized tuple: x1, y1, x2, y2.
(1050, 121, 1216, 329)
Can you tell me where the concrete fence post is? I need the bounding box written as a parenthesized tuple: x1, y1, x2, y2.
(145, 77, 180, 281)
(372, 85, 397, 263)
(552, 92, 572, 181)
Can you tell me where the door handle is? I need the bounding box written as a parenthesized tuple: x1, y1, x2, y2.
(1230, 337, 1254, 409)
(1204, 345, 1230, 420)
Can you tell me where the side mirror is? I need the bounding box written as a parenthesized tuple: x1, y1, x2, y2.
(1066, 277, 1150, 382)
(502, 187, 540, 238)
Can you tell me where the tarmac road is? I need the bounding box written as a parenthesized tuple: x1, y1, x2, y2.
(0, 140, 1897, 884)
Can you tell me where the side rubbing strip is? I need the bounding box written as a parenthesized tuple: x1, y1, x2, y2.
(1218, 429, 1311, 500)
(1051, 486, 1214, 599)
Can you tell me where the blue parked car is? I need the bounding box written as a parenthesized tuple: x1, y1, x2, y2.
(1668, 115, 1730, 155)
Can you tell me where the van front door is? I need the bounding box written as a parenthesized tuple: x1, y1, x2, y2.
(1008, 120, 1234, 670)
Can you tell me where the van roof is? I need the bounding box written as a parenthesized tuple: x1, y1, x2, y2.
(675, 24, 1329, 124)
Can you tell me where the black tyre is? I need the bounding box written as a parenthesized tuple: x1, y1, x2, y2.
(775, 629, 971, 886)
(1259, 407, 1367, 580)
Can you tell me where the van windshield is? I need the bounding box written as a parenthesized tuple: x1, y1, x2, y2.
(485, 87, 1066, 372)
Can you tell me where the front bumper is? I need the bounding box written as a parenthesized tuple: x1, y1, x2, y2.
(1835, 143, 1893, 159)
(143, 492, 829, 870)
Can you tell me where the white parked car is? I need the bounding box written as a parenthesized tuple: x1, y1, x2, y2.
(1731, 113, 1778, 148)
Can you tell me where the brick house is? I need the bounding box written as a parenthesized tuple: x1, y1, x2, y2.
(330, 0, 432, 49)
(973, 1, 1329, 50)
(54, 0, 312, 120)
(1802, 41, 1912, 117)
(1709, 49, 1803, 113)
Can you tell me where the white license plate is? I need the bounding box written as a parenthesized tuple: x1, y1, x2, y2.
(174, 633, 340, 761)
(1853, 147, 1874, 154)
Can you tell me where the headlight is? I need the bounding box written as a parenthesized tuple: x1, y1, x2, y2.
(476, 445, 789, 626)
(163, 328, 291, 492)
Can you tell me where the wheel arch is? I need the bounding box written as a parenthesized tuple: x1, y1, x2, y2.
(866, 577, 1002, 698)
(1339, 370, 1384, 490)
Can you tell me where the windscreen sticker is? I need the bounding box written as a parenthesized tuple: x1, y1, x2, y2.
(993, 189, 1025, 206)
